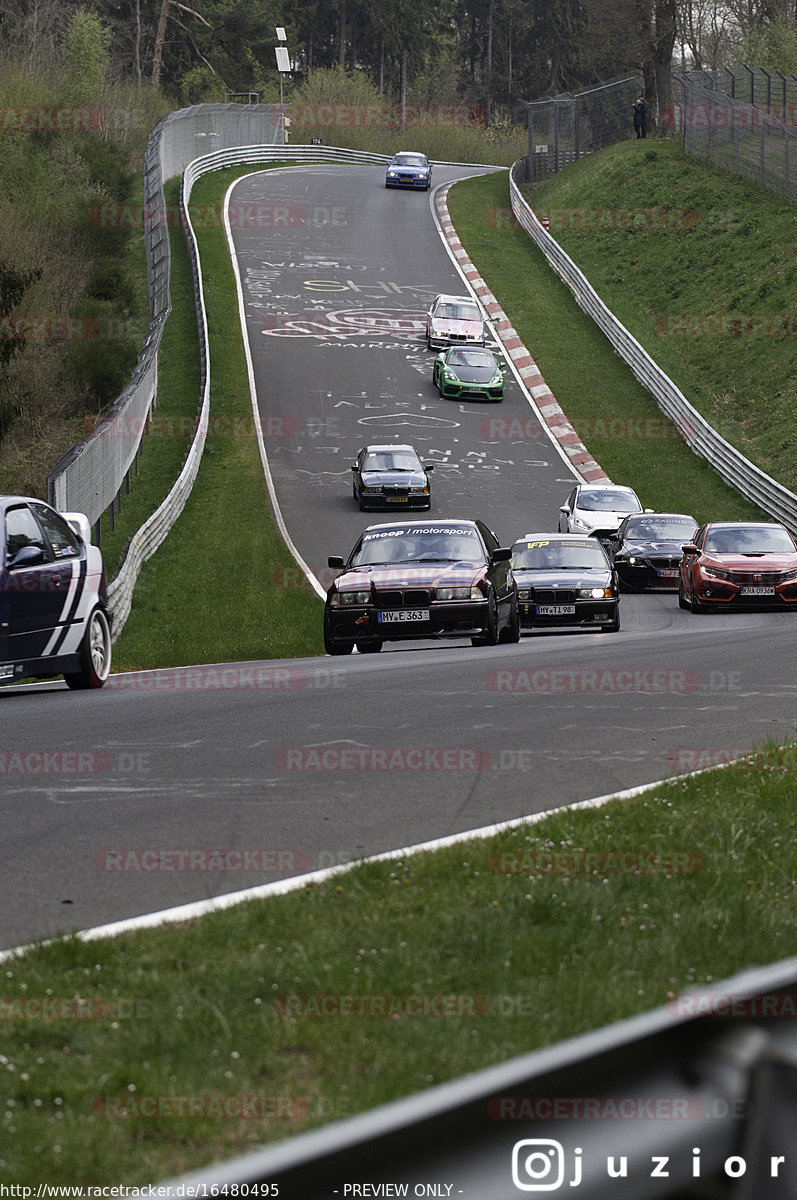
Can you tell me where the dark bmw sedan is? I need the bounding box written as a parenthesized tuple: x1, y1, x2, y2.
(351, 444, 433, 511)
(324, 519, 519, 654)
(606, 513, 698, 591)
(511, 533, 620, 632)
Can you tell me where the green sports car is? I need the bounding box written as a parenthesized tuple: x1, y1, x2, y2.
(432, 346, 505, 401)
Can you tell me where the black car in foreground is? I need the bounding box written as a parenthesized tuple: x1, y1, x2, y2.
(324, 519, 519, 654)
(1, 495, 112, 688)
(606, 513, 698, 591)
(511, 533, 620, 632)
(350, 444, 433, 511)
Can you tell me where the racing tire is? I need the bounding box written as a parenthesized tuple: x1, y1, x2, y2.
(471, 593, 499, 646)
(606, 610, 621, 632)
(427, 335, 433, 351)
(64, 607, 112, 690)
(356, 640, 382, 653)
(689, 589, 707, 614)
(498, 595, 521, 643)
(324, 613, 353, 656)
(678, 584, 689, 610)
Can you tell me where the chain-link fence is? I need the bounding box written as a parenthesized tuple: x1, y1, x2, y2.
(518, 76, 642, 180)
(672, 71, 796, 200)
(47, 103, 284, 536)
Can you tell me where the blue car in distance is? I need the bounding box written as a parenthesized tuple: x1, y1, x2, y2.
(385, 152, 432, 190)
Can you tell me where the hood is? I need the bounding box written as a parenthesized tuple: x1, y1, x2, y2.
(513, 567, 610, 588)
(338, 562, 481, 590)
(447, 361, 499, 383)
(431, 317, 483, 336)
(704, 552, 797, 570)
(361, 469, 427, 487)
(618, 539, 686, 556)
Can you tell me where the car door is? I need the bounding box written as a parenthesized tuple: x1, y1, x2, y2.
(4, 503, 75, 663)
(560, 487, 577, 532)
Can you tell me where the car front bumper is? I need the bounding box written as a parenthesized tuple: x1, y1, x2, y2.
(518, 598, 619, 628)
(325, 598, 490, 644)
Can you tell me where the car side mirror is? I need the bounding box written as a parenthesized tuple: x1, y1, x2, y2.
(559, 505, 570, 515)
(492, 546, 512, 562)
(328, 556, 345, 569)
(682, 545, 698, 555)
(423, 463, 435, 471)
(8, 544, 46, 569)
(350, 464, 358, 471)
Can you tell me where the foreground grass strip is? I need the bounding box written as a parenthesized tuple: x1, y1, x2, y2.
(447, 170, 765, 524)
(523, 140, 797, 492)
(111, 164, 322, 669)
(1, 744, 796, 1183)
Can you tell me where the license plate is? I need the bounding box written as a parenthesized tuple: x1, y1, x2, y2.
(386, 496, 408, 503)
(536, 604, 576, 616)
(0, 664, 14, 681)
(740, 586, 774, 596)
(378, 609, 430, 623)
(657, 568, 679, 578)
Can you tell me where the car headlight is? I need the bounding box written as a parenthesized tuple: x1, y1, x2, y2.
(444, 370, 458, 380)
(437, 586, 480, 601)
(578, 587, 614, 599)
(387, 171, 397, 177)
(517, 589, 530, 600)
(779, 568, 797, 582)
(703, 565, 729, 580)
(361, 486, 383, 494)
(410, 486, 429, 494)
(489, 373, 502, 385)
(331, 590, 370, 606)
(572, 518, 590, 530)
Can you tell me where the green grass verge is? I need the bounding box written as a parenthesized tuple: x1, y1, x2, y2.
(520, 139, 797, 492)
(2, 745, 796, 1183)
(447, 168, 767, 525)
(111, 165, 322, 670)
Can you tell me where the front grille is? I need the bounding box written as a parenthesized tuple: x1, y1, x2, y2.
(727, 571, 782, 585)
(532, 589, 577, 604)
(649, 556, 680, 569)
(376, 589, 430, 609)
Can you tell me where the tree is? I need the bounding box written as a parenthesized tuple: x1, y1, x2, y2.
(60, 7, 110, 105)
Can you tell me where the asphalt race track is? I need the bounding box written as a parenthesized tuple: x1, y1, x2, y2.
(2, 163, 796, 952)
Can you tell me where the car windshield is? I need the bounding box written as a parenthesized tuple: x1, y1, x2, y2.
(394, 155, 426, 167)
(352, 528, 484, 566)
(512, 540, 607, 569)
(435, 302, 480, 321)
(704, 526, 796, 554)
(447, 350, 494, 369)
(362, 452, 420, 472)
(578, 489, 640, 512)
(623, 517, 697, 540)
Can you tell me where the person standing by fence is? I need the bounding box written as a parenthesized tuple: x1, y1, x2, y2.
(633, 96, 647, 138)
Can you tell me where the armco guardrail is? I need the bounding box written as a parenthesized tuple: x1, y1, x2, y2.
(509, 160, 797, 533)
(159, 954, 797, 1197)
(47, 104, 286, 532)
(104, 143, 393, 635)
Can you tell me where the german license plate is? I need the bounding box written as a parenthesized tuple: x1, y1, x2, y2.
(378, 609, 430, 623)
(536, 604, 576, 615)
(657, 568, 679, 577)
(741, 587, 774, 595)
(0, 664, 14, 681)
(386, 496, 408, 503)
